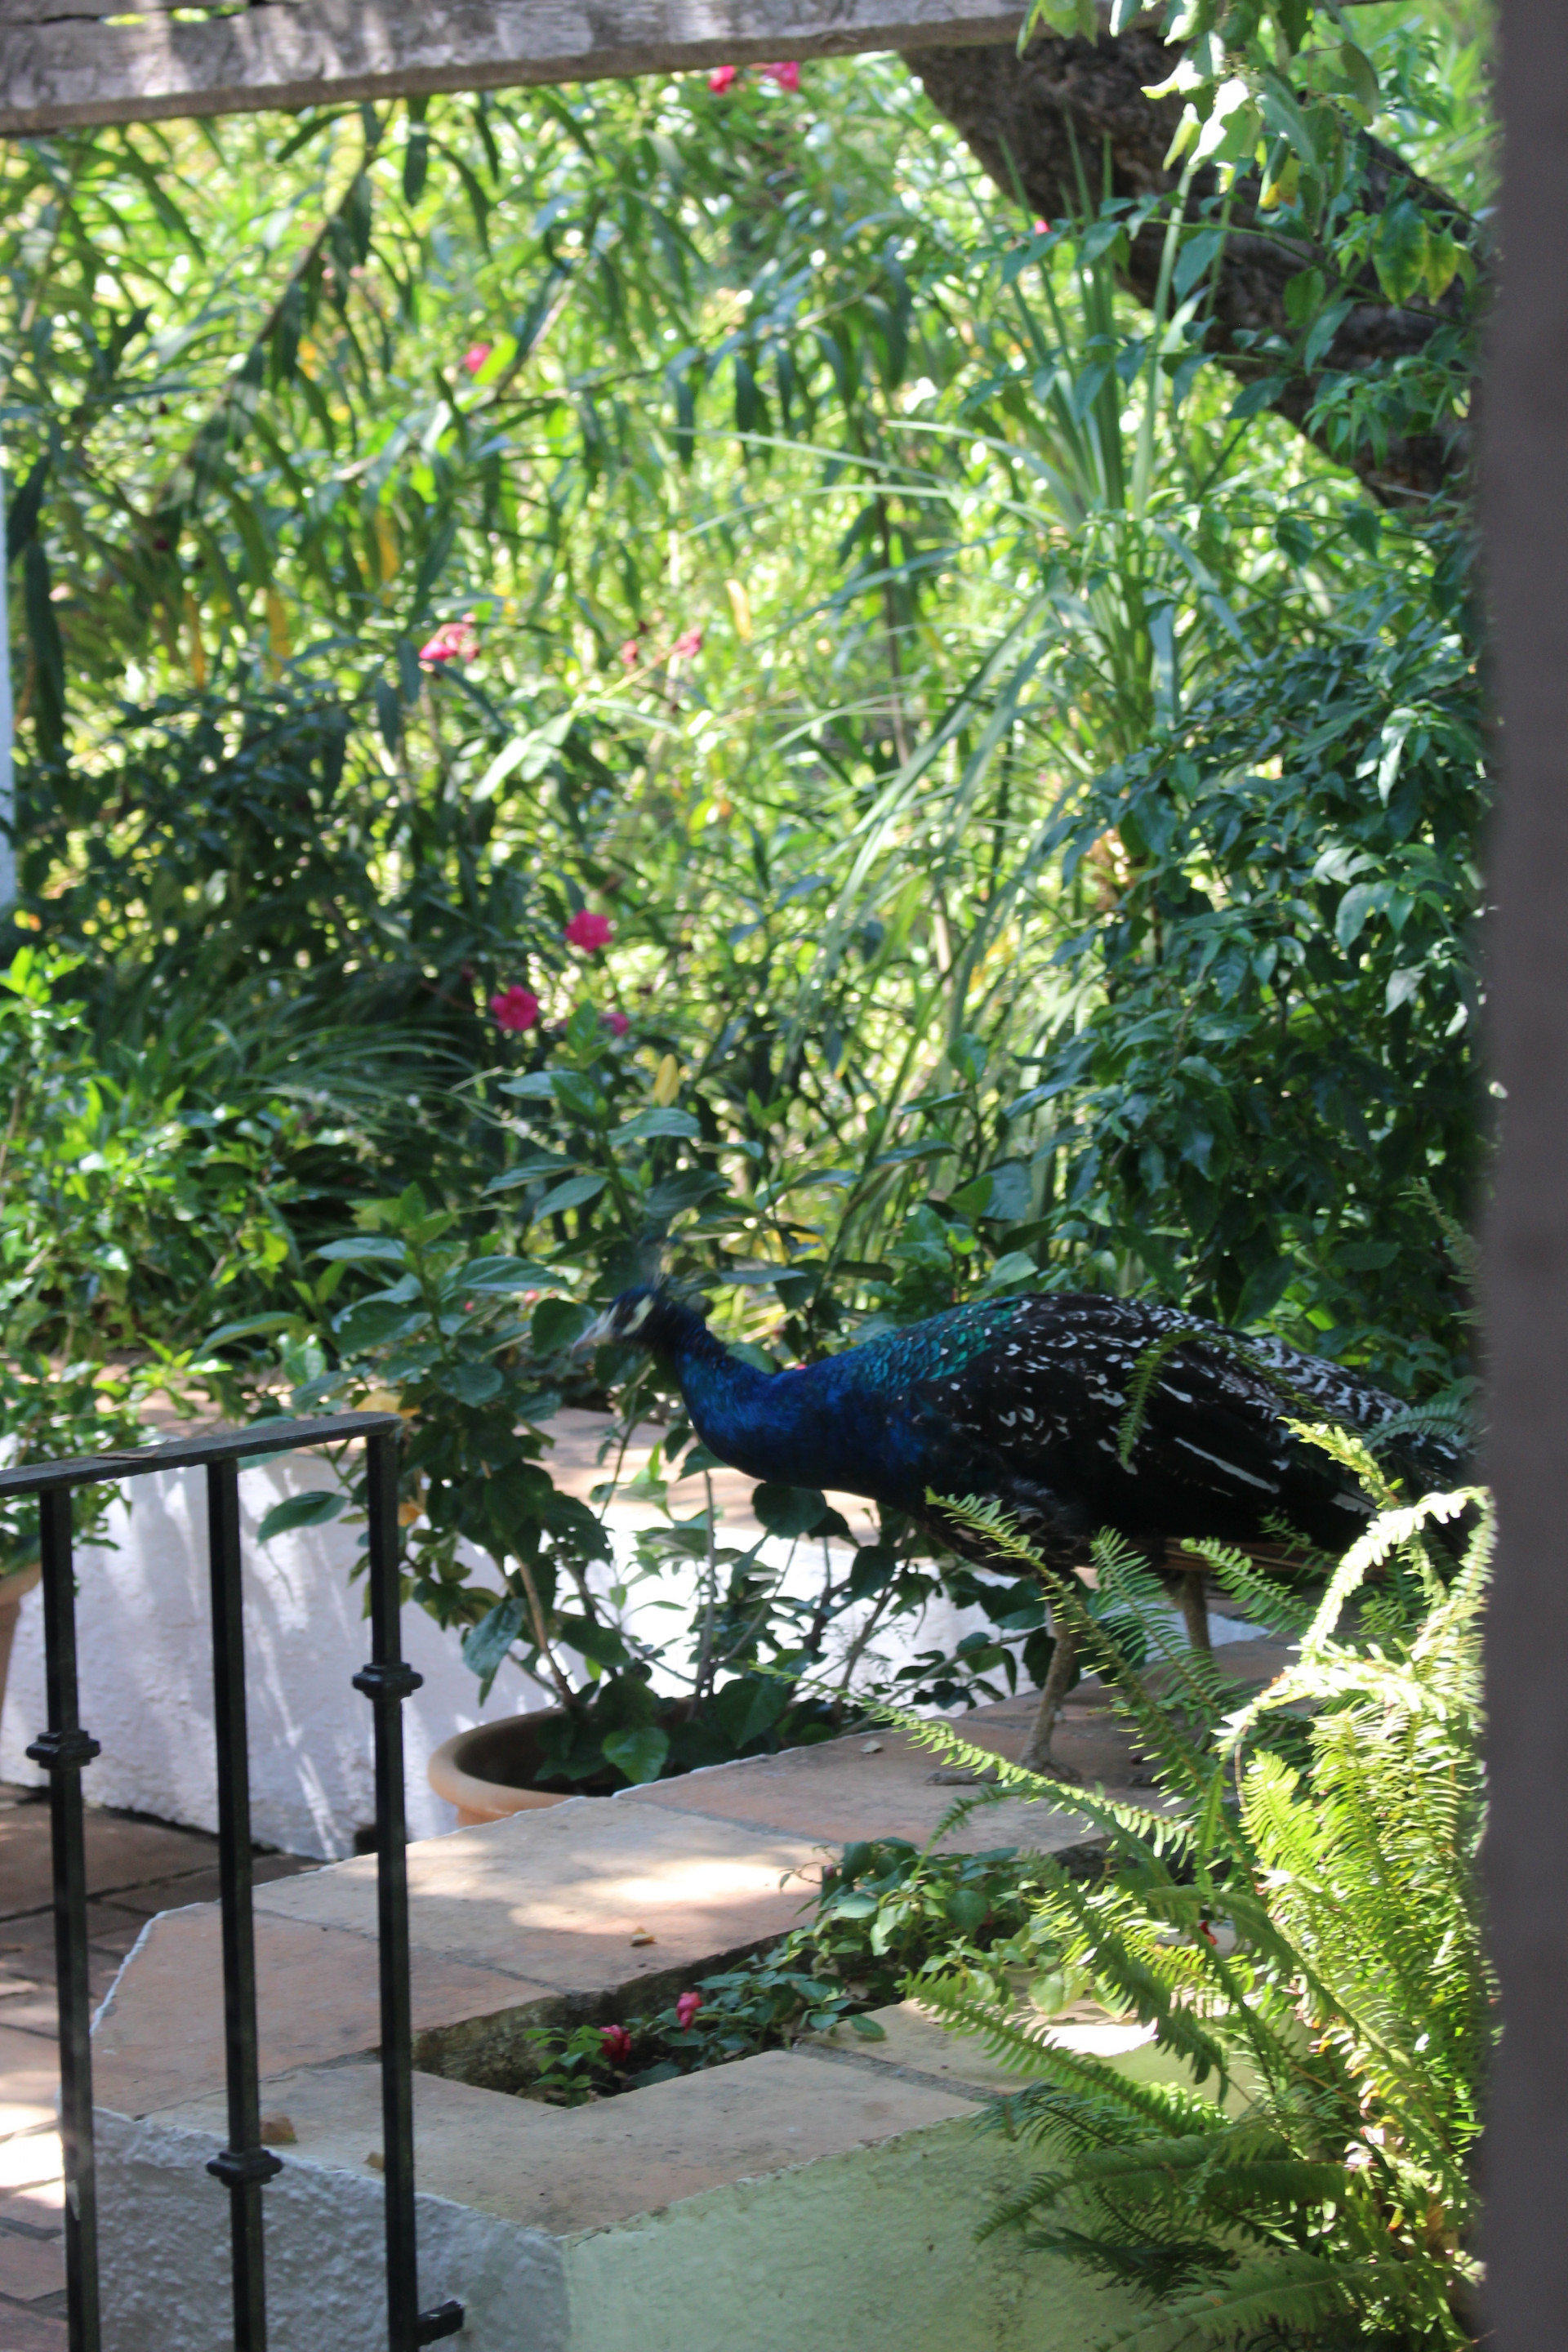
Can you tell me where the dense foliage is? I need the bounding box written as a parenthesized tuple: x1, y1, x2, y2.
(0, 7, 1489, 1762)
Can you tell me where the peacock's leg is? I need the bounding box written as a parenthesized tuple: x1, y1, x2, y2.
(1178, 1566, 1212, 1655)
(1020, 1613, 1080, 1775)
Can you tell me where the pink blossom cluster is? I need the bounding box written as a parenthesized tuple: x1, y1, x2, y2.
(707, 60, 800, 94)
(418, 615, 479, 665)
(619, 626, 703, 670)
(461, 343, 493, 376)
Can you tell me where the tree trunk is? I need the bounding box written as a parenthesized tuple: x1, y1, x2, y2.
(903, 31, 1477, 506)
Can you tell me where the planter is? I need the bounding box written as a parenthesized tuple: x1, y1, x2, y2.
(0, 1562, 42, 1743)
(428, 1698, 701, 1825)
(428, 1713, 578, 1826)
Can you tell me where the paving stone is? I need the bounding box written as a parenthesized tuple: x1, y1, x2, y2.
(0, 2225, 64, 2299)
(0, 1990, 57, 2039)
(107, 1851, 316, 1919)
(92, 1909, 557, 2118)
(0, 2181, 63, 2232)
(151, 2046, 978, 2238)
(0, 1808, 230, 1925)
(0, 2295, 67, 2349)
(0, 2030, 58, 2138)
(0, 2138, 60, 2193)
(255, 1800, 822, 1999)
(620, 1721, 1098, 1851)
(804, 1998, 1157, 2098)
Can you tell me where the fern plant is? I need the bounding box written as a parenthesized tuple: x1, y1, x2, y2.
(894, 1475, 1493, 2351)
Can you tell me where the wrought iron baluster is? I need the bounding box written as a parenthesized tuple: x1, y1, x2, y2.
(354, 1430, 462, 2350)
(203, 1457, 282, 2350)
(26, 1484, 101, 2352)
(0, 1410, 458, 2350)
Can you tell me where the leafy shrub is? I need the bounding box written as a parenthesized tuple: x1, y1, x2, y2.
(903, 1471, 1492, 2352)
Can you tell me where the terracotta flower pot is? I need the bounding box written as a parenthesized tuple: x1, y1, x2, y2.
(427, 1713, 578, 1826)
(428, 1696, 699, 1826)
(0, 1562, 42, 1740)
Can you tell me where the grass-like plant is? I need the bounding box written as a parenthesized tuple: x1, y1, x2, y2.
(894, 1465, 1493, 2351)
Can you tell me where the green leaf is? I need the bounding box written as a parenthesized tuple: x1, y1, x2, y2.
(314, 1236, 408, 1264)
(532, 1174, 608, 1219)
(332, 1298, 431, 1352)
(257, 1490, 347, 1544)
(752, 1483, 831, 1539)
(1374, 202, 1428, 306)
(443, 1361, 503, 1406)
(532, 1297, 592, 1355)
(499, 1071, 559, 1099)
(461, 1595, 527, 1686)
(603, 1724, 670, 1785)
(612, 1107, 702, 1143)
(458, 1254, 550, 1294)
(847, 2013, 888, 2041)
(202, 1312, 298, 1352)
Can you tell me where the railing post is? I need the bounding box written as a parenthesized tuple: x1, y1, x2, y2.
(26, 1485, 101, 2352)
(354, 1429, 462, 2350)
(203, 1457, 282, 2350)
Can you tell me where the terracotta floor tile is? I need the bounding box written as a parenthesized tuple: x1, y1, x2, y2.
(92, 1909, 554, 2118)
(0, 2228, 63, 2301)
(0, 2295, 67, 2349)
(0, 2032, 56, 2140)
(256, 1800, 822, 2000)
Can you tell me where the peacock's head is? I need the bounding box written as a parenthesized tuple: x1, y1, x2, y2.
(579, 1284, 700, 1356)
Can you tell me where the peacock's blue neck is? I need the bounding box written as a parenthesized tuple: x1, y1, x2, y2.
(653, 1304, 934, 1505)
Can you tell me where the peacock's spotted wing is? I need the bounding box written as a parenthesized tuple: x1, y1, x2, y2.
(893, 1293, 1410, 1557)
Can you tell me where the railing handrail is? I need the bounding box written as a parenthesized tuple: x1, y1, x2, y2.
(0, 1409, 401, 1498)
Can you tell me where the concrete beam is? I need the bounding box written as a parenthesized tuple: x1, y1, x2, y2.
(0, 1, 1023, 137)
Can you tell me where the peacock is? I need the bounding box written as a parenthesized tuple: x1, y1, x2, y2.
(587, 1285, 1468, 1765)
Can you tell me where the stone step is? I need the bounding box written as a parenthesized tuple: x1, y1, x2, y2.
(96, 2007, 1169, 2352)
(88, 1668, 1287, 2350)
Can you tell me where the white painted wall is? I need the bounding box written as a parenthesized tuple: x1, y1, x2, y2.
(0, 1450, 555, 1858)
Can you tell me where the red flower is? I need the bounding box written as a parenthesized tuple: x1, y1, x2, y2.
(760, 60, 801, 92)
(619, 639, 641, 669)
(564, 910, 613, 952)
(462, 343, 493, 376)
(707, 65, 738, 92)
(670, 627, 702, 660)
(675, 1991, 702, 2029)
(602, 1009, 630, 1037)
(600, 2023, 633, 2065)
(419, 616, 479, 665)
(489, 984, 541, 1033)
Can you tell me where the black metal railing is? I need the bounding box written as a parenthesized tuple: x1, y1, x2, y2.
(0, 1414, 465, 2352)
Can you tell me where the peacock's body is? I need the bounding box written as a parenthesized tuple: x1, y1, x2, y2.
(592, 1285, 1467, 1758)
(596, 1285, 1462, 1565)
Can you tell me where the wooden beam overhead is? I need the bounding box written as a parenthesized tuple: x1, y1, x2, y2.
(0, 1, 1024, 138)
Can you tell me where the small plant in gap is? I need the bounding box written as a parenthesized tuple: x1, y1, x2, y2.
(896, 1454, 1492, 2352)
(514, 1837, 1068, 2097)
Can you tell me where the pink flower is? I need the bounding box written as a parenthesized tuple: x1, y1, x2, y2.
(675, 1991, 702, 2029)
(564, 910, 613, 952)
(1032, 217, 1051, 237)
(419, 616, 479, 665)
(489, 984, 541, 1033)
(600, 2023, 633, 2065)
(708, 65, 738, 93)
(619, 639, 641, 670)
(461, 343, 493, 376)
(602, 1009, 630, 1038)
(760, 60, 801, 92)
(670, 627, 702, 660)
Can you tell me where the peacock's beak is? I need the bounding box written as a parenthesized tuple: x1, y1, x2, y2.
(572, 1309, 615, 1356)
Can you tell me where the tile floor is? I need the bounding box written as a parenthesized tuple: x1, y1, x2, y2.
(0, 1788, 315, 2349)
